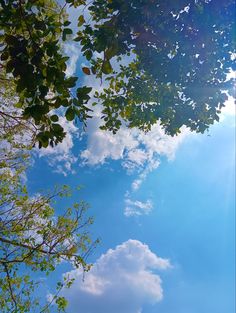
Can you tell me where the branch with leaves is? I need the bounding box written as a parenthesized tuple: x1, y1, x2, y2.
(0, 172, 97, 313)
(0, 74, 98, 313)
(1, 0, 235, 148)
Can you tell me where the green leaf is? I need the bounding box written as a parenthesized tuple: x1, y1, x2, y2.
(64, 28, 73, 35)
(1, 51, 9, 61)
(5, 35, 18, 46)
(34, 20, 46, 31)
(62, 28, 73, 40)
(65, 76, 78, 88)
(56, 296, 68, 311)
(101, 60, 113, 74)
(78, 15, 85, 27)
(64, 21, 71, 27)
(65, 107, 75, 121)
(105, 43, 118, 60)
(37, 132, 49, 148)
(50, 115, 59, 122)
(51, 123, 64, 133)
(39, 85, 49, 98)
(76, 86, 92, 98)
(61, 99, 70, 107)
(84, 50, 92, 60)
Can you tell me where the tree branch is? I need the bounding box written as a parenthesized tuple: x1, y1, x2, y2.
(3, 263, 18, 311)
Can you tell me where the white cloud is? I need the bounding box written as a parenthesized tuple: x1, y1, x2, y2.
(131, 158, 160, 191)
(81, 114, 188, 170)
(37, 116, 80, 176)
(79, 105, 189, 215)
(64, 42, 80, 77)
(61, 239, 171, 313)
(221, 96, 236, 119)
(80, 122, 138, 166)
(80, 113, 188, 200)
(124, 199, 153, 217)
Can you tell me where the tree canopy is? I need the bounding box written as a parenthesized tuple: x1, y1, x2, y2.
(0, 0, 235, 147)
(82, 0, 235, 134)
(0, 70, 97, 313)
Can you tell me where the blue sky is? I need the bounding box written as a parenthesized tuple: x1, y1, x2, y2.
(28, 89, 235, 313)
(26, 6, 235, 309)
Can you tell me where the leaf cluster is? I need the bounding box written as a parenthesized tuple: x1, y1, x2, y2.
(1, 0, 235, 143)
(0, 0, 92, 148)
(76, 0, 235, 135)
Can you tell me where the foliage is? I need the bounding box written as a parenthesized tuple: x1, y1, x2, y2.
(0, 1, 235, 146)
(0, 78, 97, 313)
(0, 180, 94, 312)
(78, 0, 235, 135)
(0, 0, 93, 148)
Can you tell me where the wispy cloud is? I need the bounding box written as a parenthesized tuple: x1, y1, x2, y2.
(124, 199, 153, 217)
(60, 239, 171, 313)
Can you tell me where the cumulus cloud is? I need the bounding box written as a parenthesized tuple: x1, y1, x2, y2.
(80, 123, 138, 167)
(80, 111, 188, 169)
(80, 112, 188, 213)
(81, 115, 187, 170)
(61, 239, 171, 313)
(77, 95, 189, 216)
(124, 199, 153, 217)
